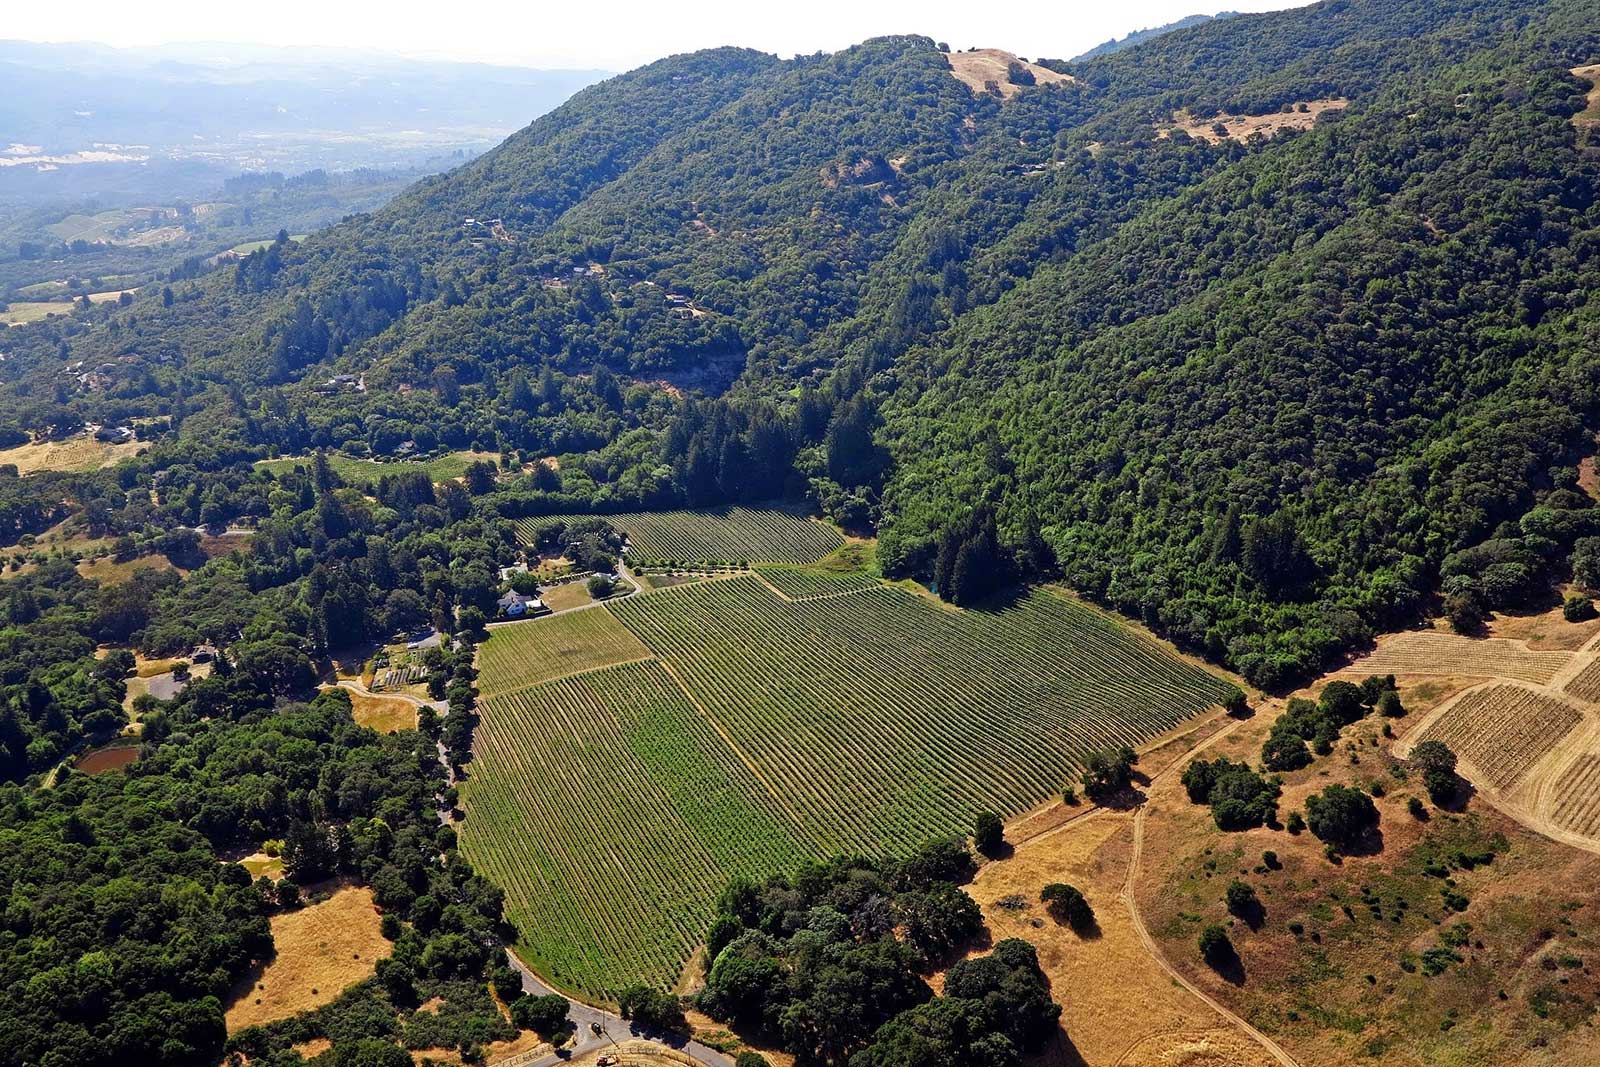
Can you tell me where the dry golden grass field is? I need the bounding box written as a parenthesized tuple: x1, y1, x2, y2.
(1128, 662, 1600, 1067)
(945, 49, 1074, 99)
(224, 884, 391, 1032)
(539, 582, 593, 612)
(0, 433, 145, 474)
(341, 688, 419, 733)
(1161, 98, 1347, 143)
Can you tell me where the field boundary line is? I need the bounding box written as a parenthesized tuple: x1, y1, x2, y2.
(655, 657, 809, 834)
(748, 569, 796, 601)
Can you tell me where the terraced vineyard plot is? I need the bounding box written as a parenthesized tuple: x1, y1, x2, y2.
(753, 563, 880, 599)
(460, 660, 812, 997)
(519, 507, 841, 564)
(477, 610, 650, 697)
(1347, 632, 1572, 685)
(1419, 684, 1582, 790)
(611, 577, 1234, 855)
(1553, 754, 1600, 838)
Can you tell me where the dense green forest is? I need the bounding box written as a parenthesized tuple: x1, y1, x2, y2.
(1, 0, 1595, 689)
(0, 0, 1599, 1059)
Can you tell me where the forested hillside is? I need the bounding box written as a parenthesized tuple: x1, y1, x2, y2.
(0, 0, 1595, 698)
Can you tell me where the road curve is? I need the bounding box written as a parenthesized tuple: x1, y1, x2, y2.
(502, 949, 733, 1067)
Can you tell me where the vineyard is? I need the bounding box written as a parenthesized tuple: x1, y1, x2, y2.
(464, 576, 1233, 997)
(517, 507, 841, 565)
(477, 610, 651, 697)
(1552, 754, 1600, 838)
(1347, 632, 1573, 686)
(460, 659, 812, 997)
(1418, 684, 1583, 790)
(752, 562, 881, 599)
(1566, 659, 1600, 704)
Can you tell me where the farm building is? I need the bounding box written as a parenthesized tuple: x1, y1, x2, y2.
(497, 591, 547, 618)
(94, 424, 135, 444)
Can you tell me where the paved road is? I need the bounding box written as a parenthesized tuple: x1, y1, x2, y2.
(501, 950, 733, 1067)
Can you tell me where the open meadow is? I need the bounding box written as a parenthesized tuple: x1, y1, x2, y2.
(461, 572, 1233, 998)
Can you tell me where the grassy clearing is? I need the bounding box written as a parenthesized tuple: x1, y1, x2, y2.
(476, 610, 652, 698)
(224, 885, 390, 1032)
(464, 576, 1232, 996)
(76, 553, 184, 585)
(343, 689, 418, 733)
(0, 301, 75, 325)
(520, 506, 841, 565)
(229, 234, 308, 255)
(240, 852, 286, 881)
(256, 450, 498, 486)
(0, 434, 145, 474)
(539, 583, 592, 612)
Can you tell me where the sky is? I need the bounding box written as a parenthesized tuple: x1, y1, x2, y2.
(4, 0, 1304, 71)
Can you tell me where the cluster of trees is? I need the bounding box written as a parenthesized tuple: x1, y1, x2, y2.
(1261, 677, 1400, 773)
(697, 840, 1059, 1065)
(1181, 756, 1281, 830)
(0, 682, 519, 1067)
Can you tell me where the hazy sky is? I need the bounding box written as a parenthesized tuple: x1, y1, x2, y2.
(6, 1, 1303, 70)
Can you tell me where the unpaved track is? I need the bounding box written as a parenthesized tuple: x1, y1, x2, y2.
(1113, 709, 1302, 1067)
(1123, 804, 1300, 1067)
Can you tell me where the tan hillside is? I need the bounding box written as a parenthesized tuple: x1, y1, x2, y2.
(1161, 99, 1347, 143)
(946, 49, 1074, 100)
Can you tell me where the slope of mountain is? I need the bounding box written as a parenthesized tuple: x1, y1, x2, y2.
(1, 0, 1597, 692)
(1070, 11, 1241, 61)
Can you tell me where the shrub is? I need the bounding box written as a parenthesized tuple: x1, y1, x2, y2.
(1409, 739, 1459, 804)
(1183, 757, 1280, 830)
(1225, 879, 1259, 917)
(1198, 924, 1233, 968)
(972, 810, 1005, 856)
(1408, 796, 1427, 819)
(736, 1055, 771, 1067)
(1081, 745, 1137, 801)
(1286, 811, 1306, 834)
(1040, 883, 1094, 931)
(587, 574, 614, 598)
(1305, 784, 1379, 851)
(1376, 690, 1405, 717)
(1564, 594, 1596, 622)
(510, 993, 570, 1036)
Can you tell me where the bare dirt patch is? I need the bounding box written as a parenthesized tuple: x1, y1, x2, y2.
(224, 884, 391, 1032)
(946, 49, 1075, 100)
(76, 742, 140, 774)
(1160, 99, 1347, 143)
(1573, 64, 1600, 130)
